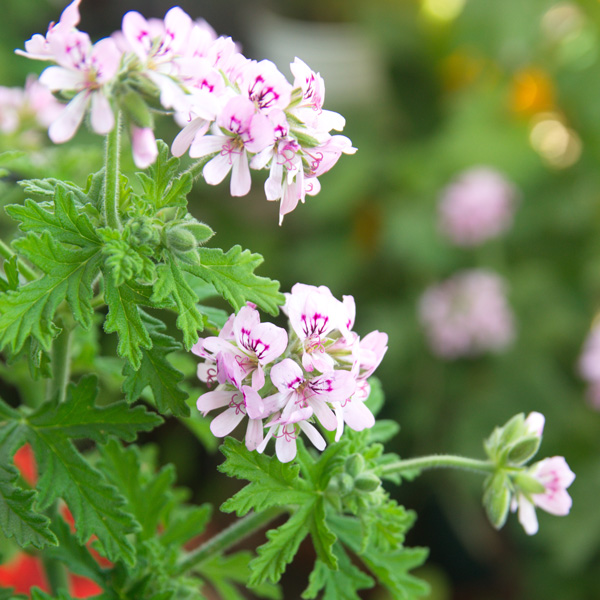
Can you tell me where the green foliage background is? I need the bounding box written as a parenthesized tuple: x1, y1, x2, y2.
(1, 0, 599, 598)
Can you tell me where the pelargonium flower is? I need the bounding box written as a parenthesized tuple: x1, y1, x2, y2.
(511, 456, 575, 535)
(577, 322, 600, 411)
(419, 269, 515, 359)
(194, 284, 386, 462)
(438, 167, 519, 247)
(189, 96, 274, 196)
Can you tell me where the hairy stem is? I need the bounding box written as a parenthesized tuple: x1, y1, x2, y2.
(0, 238, 37, 281)
(175, 507, 285, 576)
(380, 454, 496, 478)
(103, 111, 122, 230)
(46, 325, 72, 404)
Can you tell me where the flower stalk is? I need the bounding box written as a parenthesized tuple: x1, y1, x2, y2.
(103, 110, 122, 230)
(380, 454, 497, 478)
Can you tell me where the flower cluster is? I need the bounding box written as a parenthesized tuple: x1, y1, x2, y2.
(0, 76, 62, 138)
(483, 412, 575, 535)
(17, 0, 355, 223)
(438, 167, 519, 247)
(193, 284, 387, 462)
(577, 322, 600, 410)
(419, 269, 515, 358)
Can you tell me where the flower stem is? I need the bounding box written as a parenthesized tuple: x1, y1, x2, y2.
(174, 507, 284, 576)
(46, 325, 72, 404)
(380, 454, 496, 477)
(0, 238, 37, 281)
(103, 111, 122, 230)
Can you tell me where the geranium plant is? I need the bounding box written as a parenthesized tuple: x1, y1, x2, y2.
(0, 2, 574, 598)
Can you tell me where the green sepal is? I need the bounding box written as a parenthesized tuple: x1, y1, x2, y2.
(483, 472, 512, 530)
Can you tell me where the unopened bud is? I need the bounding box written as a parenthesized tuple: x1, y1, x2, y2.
(166, 225, 197, 253)
(354, 472, 381, 493)
(337, 473, 355, 496)
(344, 454, 365, 478)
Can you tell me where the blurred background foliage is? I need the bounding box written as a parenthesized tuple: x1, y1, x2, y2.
(1, 0, 600, 598)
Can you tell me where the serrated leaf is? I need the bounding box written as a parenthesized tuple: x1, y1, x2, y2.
(307, 497, 337, 569)
(302, 543, 374, 600)
(6, 185, 100, 247)
(137, 141, 192, 209)
(218, 438, 312, 517)
(185, 246, 283, 316)
(19, 376, 161, 565)
(98, 439, 175, 541)
(152, 254, 206, 350)
(330, 515, 429, 600)
(122, 312, 190, 417)
(30, 589, 74, 600)
(0, 233, 101, 353)
(0, 256, 19, 293)
(0, 435, 57, 549)
(249, 503, 313, 586)
(28, 375, 163, 443)
(19, 177, 90, 204)
(103, 272, 155, 369)
(45, 517, 107, 586)
(200, 551, 282, 600)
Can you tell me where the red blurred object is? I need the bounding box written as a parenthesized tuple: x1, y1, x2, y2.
(0, 552, 49, 593)
(7, 444, 107, 597)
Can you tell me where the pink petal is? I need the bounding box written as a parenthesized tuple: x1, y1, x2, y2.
(210, 406, 245, 437)
(171, 118, 208, 157)
(517, 497, 539, 535)
(270, 359, 303, 394)
(230, 151, 251, 197)
(245, 418, 264, 451)
(299, 421, 326, 451)
(90, 92, 114, 135)
(308, 398, 337, 431)
(189, 134, 226, 159)
(276, 433, 297, 463)
(203, 153, 233, 186)
(342, 398, 375, 432)
(39, 66, 84, 91)
(196, 390, 233, 415)
(131, 126, 158, 168)
(243, 386, 265, 420)
(48, 91, 89, 143)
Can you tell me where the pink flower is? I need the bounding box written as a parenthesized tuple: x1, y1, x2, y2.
(196, 386, 265, 451)
(577, 323, 600, 410)
(38, 34, 121, 142)
(284, 283, 355, 372)
(512, 456, 575, 535)
(438, 167, 519, 247)
(130, 125, 158, 169)
(419, 269, 515, 359)
(190, 96, 274, 196)
(258, 358, 355, 462)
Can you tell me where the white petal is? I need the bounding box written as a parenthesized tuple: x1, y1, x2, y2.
(299, 421, 326, 451)
(230, 151, 251, 197)
(275, 433, 297, 463)
(210, 407, 245, 437)
(171, 119, 208, 157)
(39, 66, 84, 91)
(203, 154, 233, 186)
(90, 92, 114, 135)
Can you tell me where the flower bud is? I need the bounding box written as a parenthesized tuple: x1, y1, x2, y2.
(130, 217, 160, 247)
(344, 454, 365, 478)
(119, 88, 154, 129)
(182, 221, 214, 245)
(337, 473, 355, 496)
(483, 472, 512, 530)
(354, 472, 381, 493)
(166, 225, 197, 253)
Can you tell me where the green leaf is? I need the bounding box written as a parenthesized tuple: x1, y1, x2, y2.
(0, 233, 101, 353)
(185, 246, 283, 315)
(122, 312, 190, 417)
(330, 515, 429, 600)
(302, 543, 374, 600)
(21, 376, 161, 564)
(0, 256, 19, 293)
(200, 551, 282, 600)
(248, 503, 313, 586)
(103, 273, 156, 369)
(30, 589, 75, 600)
(45, 517, 107, 586)
(218, 438, 312, 517)
(152, 254, 206, 350)
(0, 432, 57, 549)
(98, 439, 176, 542)
(137, 141, 192, 209)
(6, 185, 100, 247)
(19, 177, 89, 204)
(307, 497, 337, 570)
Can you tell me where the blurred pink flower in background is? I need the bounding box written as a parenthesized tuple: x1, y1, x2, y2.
(419, 269, 515, 359)
(577, 322, 600, 410)
(438, 167, 519, 246)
